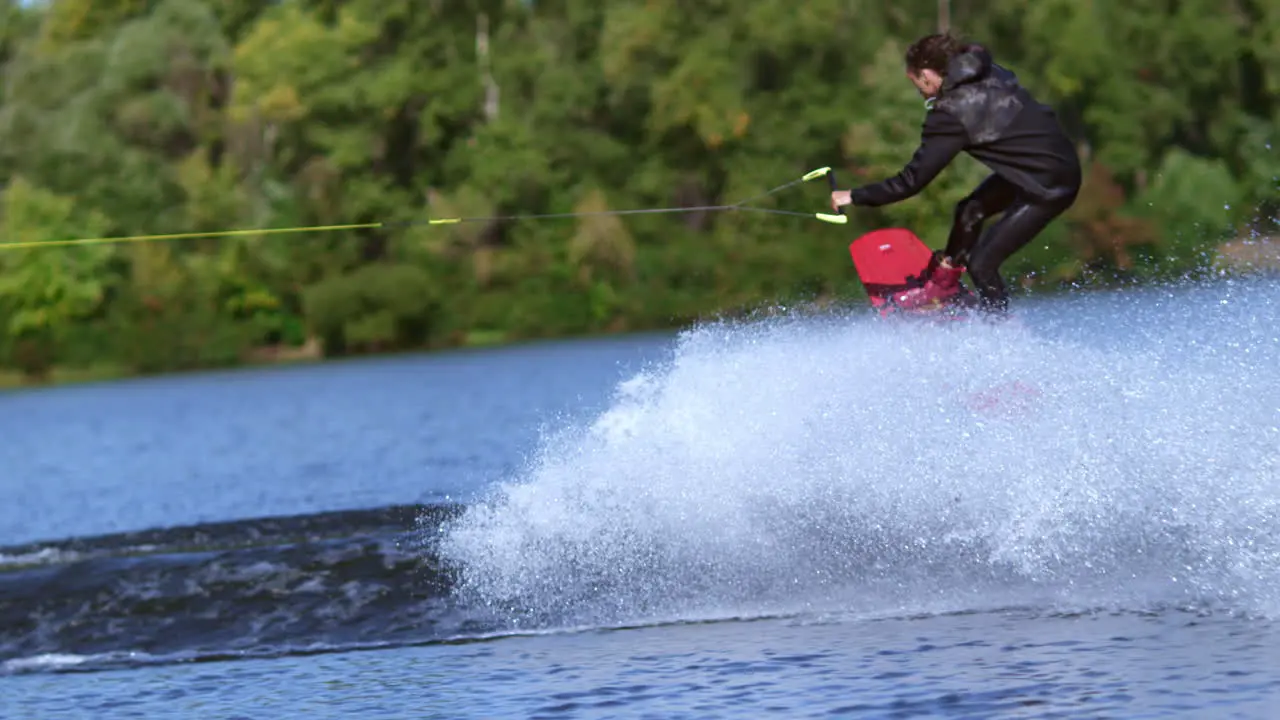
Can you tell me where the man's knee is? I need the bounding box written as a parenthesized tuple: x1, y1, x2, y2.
(953, 192, 989, 232)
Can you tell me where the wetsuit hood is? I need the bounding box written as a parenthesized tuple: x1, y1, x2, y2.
(940, 46, 995, 92)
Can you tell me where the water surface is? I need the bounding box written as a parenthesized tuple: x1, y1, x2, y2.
(1, 334, 669, 545)
(4, 278, 1280, 718)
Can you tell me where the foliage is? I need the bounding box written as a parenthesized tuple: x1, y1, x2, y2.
(0, 0, 1276, 381)
(302, 262, 438, 356)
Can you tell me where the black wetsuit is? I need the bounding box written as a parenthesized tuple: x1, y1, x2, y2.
(848, 46, 1082, 311)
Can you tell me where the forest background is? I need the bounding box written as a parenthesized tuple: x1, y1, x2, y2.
(0, 0, 1275, 384)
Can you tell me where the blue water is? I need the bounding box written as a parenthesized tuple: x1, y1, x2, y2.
(0, 335, 665, 545)
(4, 278, 1280, 718)
(10, 610, 1280, 718)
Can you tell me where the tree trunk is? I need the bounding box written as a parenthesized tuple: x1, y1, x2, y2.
(477, 13, 499, 122)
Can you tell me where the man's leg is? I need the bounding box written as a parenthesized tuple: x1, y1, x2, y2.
(943, 174, 1019, 266)
(967, 194, 1075, 312)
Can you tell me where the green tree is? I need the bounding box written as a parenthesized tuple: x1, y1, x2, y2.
(0, 177, 114, 379)
(0, 0, 1276, 382)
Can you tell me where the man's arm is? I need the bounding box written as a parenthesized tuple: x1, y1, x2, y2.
(848, 109, 969, 208)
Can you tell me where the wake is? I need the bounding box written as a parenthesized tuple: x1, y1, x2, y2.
(434, 278, 1280, 630)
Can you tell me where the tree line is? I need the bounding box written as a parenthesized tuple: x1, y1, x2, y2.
(0, 0, 1273, 382)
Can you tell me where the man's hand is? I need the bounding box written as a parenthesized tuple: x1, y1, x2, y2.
(830, 190, 852, 211)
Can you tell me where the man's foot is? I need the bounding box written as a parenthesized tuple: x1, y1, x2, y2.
(971, 295, 1028, 327)
(889, 264, 966, 311)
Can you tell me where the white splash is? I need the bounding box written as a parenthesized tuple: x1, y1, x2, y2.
(436, 278, 1280, 629)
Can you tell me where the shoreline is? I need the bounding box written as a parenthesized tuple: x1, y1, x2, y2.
(0, 324, 685, 393)
(4, 258, 1276, 392)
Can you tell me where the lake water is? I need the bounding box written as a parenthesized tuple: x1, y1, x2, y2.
(4, 277, 1280, 718)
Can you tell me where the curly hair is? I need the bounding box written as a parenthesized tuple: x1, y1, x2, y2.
(905, 32, 974, 75)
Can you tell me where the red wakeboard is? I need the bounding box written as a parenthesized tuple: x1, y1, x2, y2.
(848, 228, 975, 317)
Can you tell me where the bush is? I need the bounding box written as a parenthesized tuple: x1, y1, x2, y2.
(302, 262, 440, 357)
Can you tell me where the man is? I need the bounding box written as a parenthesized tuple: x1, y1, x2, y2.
(831, 33, 1082, 313)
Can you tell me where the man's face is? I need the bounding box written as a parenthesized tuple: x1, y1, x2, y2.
(907, 68, 943, 99)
